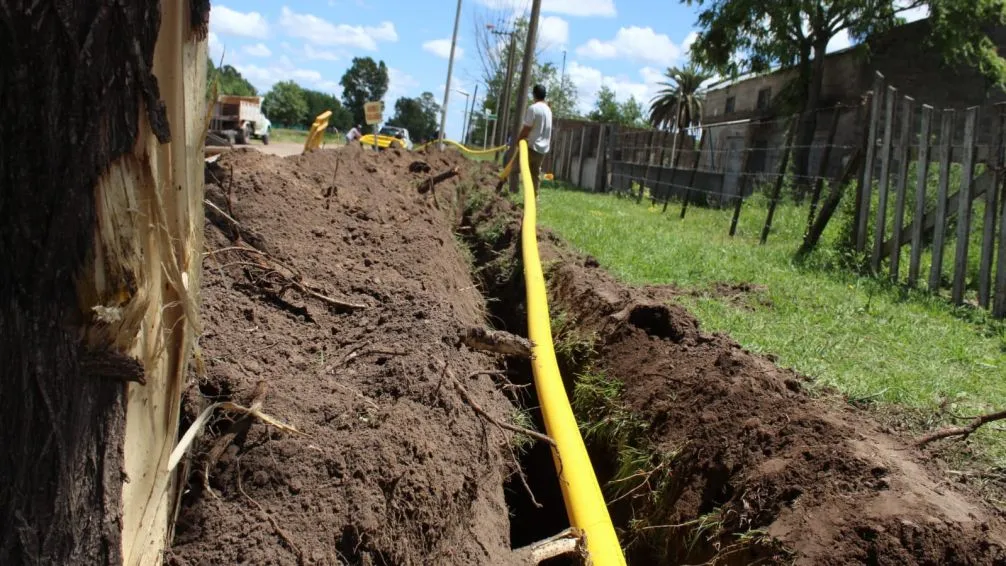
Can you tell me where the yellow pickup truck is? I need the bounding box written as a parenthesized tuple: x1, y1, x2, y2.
(359, 126, 414, 150)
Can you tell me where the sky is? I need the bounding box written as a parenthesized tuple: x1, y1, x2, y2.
(208, 1, 930, 140)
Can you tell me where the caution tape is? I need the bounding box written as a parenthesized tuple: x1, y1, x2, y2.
(515, 139, 626, 566)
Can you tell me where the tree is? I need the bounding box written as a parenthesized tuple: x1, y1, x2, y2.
(262, 81, 309, 128)
(588, 85, 622, 123)
(620, 96, 647, 128)
(302, 89, 352, 131)
(340, 57, 389, 126)
(1, 4, 206, 564)
(391, 92, 440, 142)
(207, 59, 257, 97)
(649, 64, 713, 130)
(684, 0, 1006, 195)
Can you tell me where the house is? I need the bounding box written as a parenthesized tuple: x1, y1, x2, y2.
(699, 18, 1006, 193)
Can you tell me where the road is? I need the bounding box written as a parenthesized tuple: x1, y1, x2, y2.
(235, 141, 307, 157)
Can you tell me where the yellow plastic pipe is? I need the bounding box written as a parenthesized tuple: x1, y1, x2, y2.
(516, 140, 626, 566)
(413, 138, 508, 155)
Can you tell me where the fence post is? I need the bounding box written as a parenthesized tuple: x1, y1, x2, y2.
(951, 106, 979, 305)
(908, 105, 934, 286)
(680, 131, 707, 218)
(761, 115, 799, 245)
(593, 124, 606, 192)
(807, 106, 842, 232)
(994, 143, 1006, 317)
(979, 105, 1005, 307)
(856, 72, 885, 252)
(928, 109, 956, 293)
(870, 85, 898, 272)
(889, 96, 915, 282)
(577, 126, 589, 187)
(730, 122, 757, 237)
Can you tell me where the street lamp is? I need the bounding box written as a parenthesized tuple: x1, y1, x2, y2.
(454, 88, 470, 143)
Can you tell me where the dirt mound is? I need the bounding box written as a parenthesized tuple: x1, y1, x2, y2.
(464, 194, 1006, 565)
(168, 147, 519, 565)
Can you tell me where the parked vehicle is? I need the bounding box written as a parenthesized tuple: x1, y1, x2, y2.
(210, 95, 271, 145)
(359, 125, 413, 150)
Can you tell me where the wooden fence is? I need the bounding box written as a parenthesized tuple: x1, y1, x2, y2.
(545, 73, 1006, 318)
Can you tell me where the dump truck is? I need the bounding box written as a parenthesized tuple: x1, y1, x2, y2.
(210, 94, 271, 145)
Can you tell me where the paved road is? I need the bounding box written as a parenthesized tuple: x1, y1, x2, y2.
(234, 141, 306, 157)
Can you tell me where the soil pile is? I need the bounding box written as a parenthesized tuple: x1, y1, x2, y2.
(168, 147, 518, 565)
(464, 193, 1006, 565)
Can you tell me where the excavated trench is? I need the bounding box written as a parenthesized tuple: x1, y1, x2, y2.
(458, 185, 1006, 565)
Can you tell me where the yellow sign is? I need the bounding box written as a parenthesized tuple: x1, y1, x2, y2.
(364, 101, 383, 125)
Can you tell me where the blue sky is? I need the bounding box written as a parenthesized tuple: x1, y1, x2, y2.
(208, 1, 928, 139)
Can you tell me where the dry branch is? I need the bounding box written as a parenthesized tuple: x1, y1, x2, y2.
(511, 528, 586, 564)
(418, 167, 459, 194)
(450, 371, 555, 447)
(916, 408, 1006, 446)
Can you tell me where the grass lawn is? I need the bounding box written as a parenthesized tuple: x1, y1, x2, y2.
(535, 184, 1006, 462)
(269, 127, 344, 146)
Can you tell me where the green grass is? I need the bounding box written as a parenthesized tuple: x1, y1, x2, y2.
(269, 127, 344, 145)
(535, 184, 1006, 462)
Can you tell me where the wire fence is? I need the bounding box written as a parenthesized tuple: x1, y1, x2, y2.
(544, 77, 1006, 319)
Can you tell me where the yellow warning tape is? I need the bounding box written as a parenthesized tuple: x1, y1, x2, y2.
(516, 140, 626, 566)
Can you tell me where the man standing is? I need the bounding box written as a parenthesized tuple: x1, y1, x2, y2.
(510, 84, 553, 197)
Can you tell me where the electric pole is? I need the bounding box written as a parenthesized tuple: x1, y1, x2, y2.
(466, 84, 479, 144)
(490, 25, 518, 149)
(508, 0, 542, 193)
(438, 0, 463, 149)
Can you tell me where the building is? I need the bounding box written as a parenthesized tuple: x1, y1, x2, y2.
(699, 18, 1006, 194)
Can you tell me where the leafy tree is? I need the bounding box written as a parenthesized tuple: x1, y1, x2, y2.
(649, 64, 713, 130)
(207, 59, 257, 97)
(340, 57, 389, 126)
(390, 92, 440, 142)
(685, 0, 1006, 194)
(587, 86, 622, 123)
(620, 96, 647, 128)
(262, 81, 308, 127)
(302, 89, 352, 131)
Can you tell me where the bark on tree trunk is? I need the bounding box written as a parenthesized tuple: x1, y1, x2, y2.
(793, 41, 829, 201)
(0, 2, 208, 564)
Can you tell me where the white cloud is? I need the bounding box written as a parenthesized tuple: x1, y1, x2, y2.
(243, 43, 272, 57)
(388, 68, 420, 99)
(827, 29, 852, 52)
(208, 32, 224, 62)
(278, 7, 397, 50)
(304, 44, 340, 61)
(567, 61, 665, 113)
(211, 5, 269, 39)
(576, 27, 688, 67)
(476, 0, 615, 17)
(423, 38, 463, 59)
(539, 16, 569, 48)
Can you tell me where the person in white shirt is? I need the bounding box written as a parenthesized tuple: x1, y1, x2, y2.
(515, 84, 553, 197)
(345, 125, 362, 143)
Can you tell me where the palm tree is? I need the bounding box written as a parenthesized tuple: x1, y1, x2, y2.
(648, 64, 713, 131)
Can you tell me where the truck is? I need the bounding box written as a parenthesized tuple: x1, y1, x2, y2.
(210, 95, 271, 145)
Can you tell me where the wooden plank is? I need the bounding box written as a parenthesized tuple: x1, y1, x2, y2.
(951, 106, 979, 305)
(928, 109, 955, 293)
(979, 106, 1005, 307)
(908, 105, 933, 285)
(577, 126, 589, 187)
(798, 148, 864, 257)
(807, 106, 842, 232)
(995, 162, 1006, 317)
(761, 115, 798, 244)
(889, 96, 914, 281)
(679, 131, 708, 218)
(857, 72, 885, 252)
(871, 85, 898, 272)
(637, 130, 655, 202)
(593, 124, 606, 191)
(730, 122, 758, 237)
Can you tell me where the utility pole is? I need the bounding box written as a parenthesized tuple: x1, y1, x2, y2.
(508, 0, 542, 193)
(491, 25, 518, 149)
(466, 84, 479, 144)
(438, 0, 463, 150)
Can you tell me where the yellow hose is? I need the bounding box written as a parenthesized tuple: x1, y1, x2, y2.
(516, 140, 626, 566)
(414, 138, 508, 155)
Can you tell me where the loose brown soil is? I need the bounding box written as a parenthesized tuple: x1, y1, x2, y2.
(170, 142, 1006, 565)
(463, 193, 1006, 565)
(168, 146, 520, 565)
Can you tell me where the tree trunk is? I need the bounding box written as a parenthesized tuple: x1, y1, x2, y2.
(0, 2, 207, 564)
(793, 40, 829, 201)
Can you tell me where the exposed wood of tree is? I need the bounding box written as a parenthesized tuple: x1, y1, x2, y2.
(0, 2, 207, 564)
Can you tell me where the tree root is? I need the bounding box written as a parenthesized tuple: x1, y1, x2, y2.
(511, 528, 586, 564)
(461, 327, 533, 358)
(916, 408, 1006, 447)
(450, 369, 555, 447)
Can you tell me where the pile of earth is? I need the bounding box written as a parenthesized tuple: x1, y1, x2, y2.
(462, 191, 1006, 565)
(167, 145, 524, 565)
